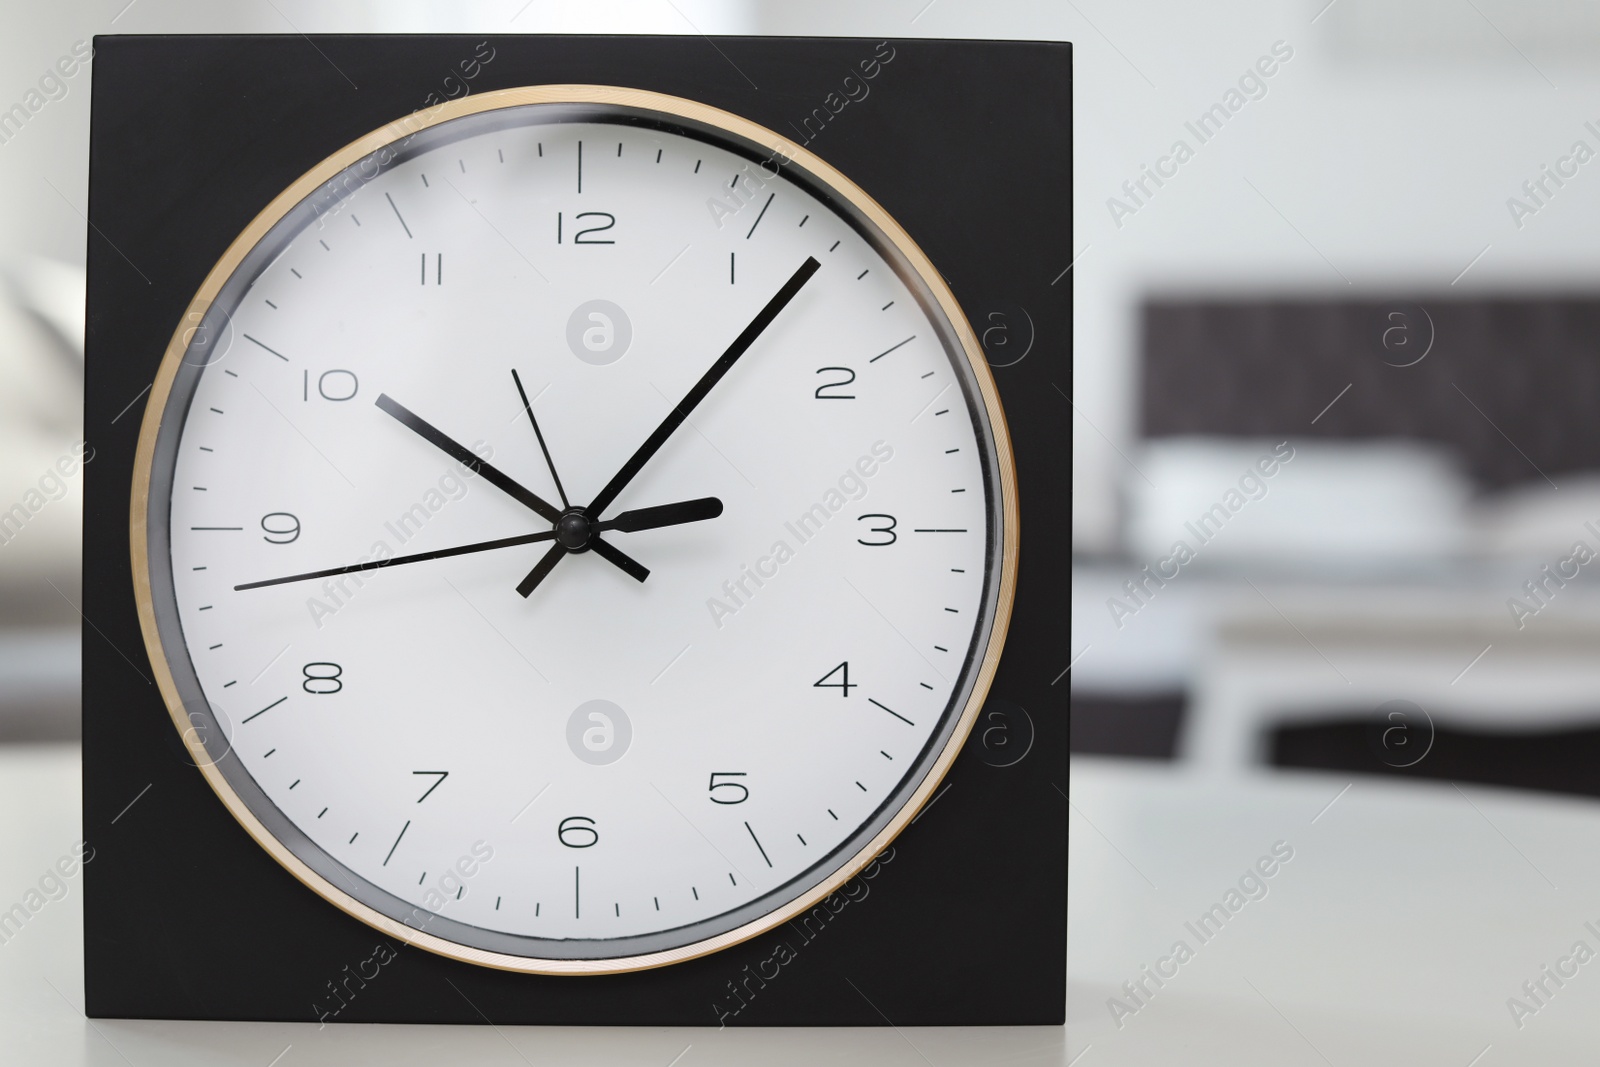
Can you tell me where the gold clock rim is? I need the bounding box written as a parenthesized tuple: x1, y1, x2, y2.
(129, 84, 1021, 976)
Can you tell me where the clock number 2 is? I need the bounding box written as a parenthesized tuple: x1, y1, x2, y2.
(814, 661, 856, 697)
(302, 662, 343, 695)
(708, 772, 749, 805)
(814, 367, 856, 399)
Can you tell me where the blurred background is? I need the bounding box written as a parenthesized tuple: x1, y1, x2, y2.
(10, 0, 1600, 1062)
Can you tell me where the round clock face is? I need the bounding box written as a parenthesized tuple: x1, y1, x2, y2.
(132, 87, 1016, 972)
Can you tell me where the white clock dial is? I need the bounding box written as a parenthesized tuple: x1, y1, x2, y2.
(134, 88, 1015, 972)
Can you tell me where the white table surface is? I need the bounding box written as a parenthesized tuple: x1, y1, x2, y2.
(26, 743, 1600, 1064)
(0, 744, 1066, 1066)
(1068, 757, 1600, 1066)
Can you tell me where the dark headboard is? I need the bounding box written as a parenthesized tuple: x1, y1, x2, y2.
(1141, 297, 1600, 488)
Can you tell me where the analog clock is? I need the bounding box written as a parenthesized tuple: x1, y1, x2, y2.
(131, 86, 1017, 974)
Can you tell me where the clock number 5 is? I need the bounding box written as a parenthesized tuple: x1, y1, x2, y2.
(857, 514, 897, 546)
(558, 816, 599, 848)
(708, 772, 749, 805)
(814, 661, 856, 697)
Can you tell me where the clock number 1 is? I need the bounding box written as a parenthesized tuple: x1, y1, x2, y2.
(814, 661, 856, 697)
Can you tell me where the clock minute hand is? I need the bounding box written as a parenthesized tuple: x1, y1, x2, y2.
(375, 393, 563, 524)
(586, 256, 821, 519)
(232, 497, 724, 591)
(375, 392, 650, 582)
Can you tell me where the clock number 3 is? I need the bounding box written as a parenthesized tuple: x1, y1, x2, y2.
(856, 514, 897, 546)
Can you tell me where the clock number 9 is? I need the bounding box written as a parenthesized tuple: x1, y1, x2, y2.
(261, 512, 300, 544)
(558, 815, 599, 848)
(856, 514, 897, 546)
(708, 772, 749, 805)
(302, 662, 343, 695)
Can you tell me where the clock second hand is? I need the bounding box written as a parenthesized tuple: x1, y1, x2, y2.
(514, 256, 822, 599)
(509, 367, 647, 587)
(232, 497, 723, 591)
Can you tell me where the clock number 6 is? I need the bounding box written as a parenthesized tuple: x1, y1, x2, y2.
(558, 816, 599, 848)
(708, 772, 749, 805)
(302, 662, 343, 695)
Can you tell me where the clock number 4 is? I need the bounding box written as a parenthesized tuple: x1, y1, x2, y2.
(558, 816, 599, 848)
(302, 662, 343, 695)
(556, 211, 616, 244)
(814, 661, 856, 697)
(708, 772, 749, 805)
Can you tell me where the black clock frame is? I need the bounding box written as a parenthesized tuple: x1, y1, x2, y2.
(84, 33, 1070, 1026)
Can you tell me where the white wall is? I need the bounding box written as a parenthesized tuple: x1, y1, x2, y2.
(8, 0, 1600, 553)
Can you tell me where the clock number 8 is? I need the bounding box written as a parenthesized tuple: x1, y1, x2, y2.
(302, 662, 343, 695)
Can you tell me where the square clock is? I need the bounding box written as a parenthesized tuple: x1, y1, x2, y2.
(83, 34, 1069, 1025)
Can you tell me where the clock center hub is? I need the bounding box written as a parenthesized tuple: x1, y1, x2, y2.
(555, 509, 593, 551)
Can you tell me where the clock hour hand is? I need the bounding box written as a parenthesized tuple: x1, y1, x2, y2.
(233, 497, 723, 591)
(593, 496, 723, 533)
(578, 497, 724, 587)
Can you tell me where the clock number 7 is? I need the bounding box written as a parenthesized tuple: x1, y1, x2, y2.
(813, 661, 856, 697)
